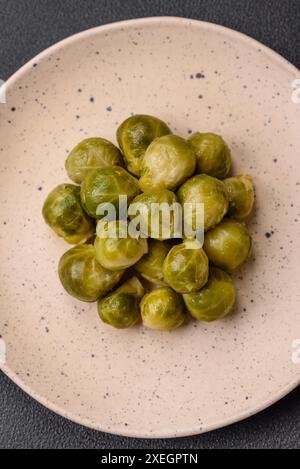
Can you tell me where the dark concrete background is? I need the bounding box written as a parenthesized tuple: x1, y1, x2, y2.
(0, 0, 299, 449)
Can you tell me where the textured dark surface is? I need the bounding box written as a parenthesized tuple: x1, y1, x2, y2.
(0, 0, 299, 449)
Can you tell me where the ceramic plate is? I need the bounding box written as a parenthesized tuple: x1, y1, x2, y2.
(0, 17, 300, 438)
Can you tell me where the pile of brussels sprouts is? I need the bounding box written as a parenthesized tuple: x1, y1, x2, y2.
(42, 114, 254, 330)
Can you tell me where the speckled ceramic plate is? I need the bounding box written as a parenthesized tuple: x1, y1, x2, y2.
(0, 17, 300, 438)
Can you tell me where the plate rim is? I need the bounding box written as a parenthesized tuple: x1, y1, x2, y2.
(1, 16, 300, 439)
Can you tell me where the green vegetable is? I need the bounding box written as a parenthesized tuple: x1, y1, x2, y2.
(128, 188, 181, 240)
(224, 175, 254, 220)
(177, 174, 228, 232)
(163, 239, 209, 293)
(65, 137, 123, 184)
(183, 267, 236, 321)
(117, 114, 171, 176)
(188, 132, 231, 179)
(42, 184, 95, 244)
(98, 277, 144, 328)
(139, 134, 196, 192)
(203, 219, 251, 271)
(94, 220, 148, 271)
(43, 115, 255, 332)
(141, 287, 185, 330)
(58, 244, 124, 302)
(80, 167, 140, 218)
(135, 239, 170, 285)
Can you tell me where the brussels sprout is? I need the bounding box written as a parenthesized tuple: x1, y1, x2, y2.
(128, 189, 181, 240)
(203, 219, 251, 272)
(80, 167, 140, 218)
(135, 240, 170, 285)
(98, 277, 144, 328)
(94, 220, 148, 271)
(224, 175, 254, 220)
(141, 287, 185, 330)
(177, 174, 228, 232)
(183, 267, 236, 322)
(188, 132, 231, 179)
(42, 184, 95, 244)
(139, 135, 196, 192)
(65, 137, 123, 184)
(163, 239, 209, 293)
(116, 114, 171, 176)
(58, 244, 124, 302)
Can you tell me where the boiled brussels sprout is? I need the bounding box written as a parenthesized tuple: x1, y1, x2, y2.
(128, 189, 181, 240)
(203, 219, 251, 272)
(116, 114, 171, 176)
(139, 135, 196, 192)
(177, 174, 228, 232)
(94, 220, 148, 271)
(183, 267, 236, 322)
(43, 115, 255, 332)
(65, 137, 123, 184)
(80, 167, 140, 218)
(98, 277, 144, 328)
(58, 244, 124, 302)
(141, 287, 185, 330)
(42, 184, 95, 244)
(135, 240, 170, 285)
(188, 132, 231, 179)
(163, 239, 209, 293)
(224, 175, 254, 220)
